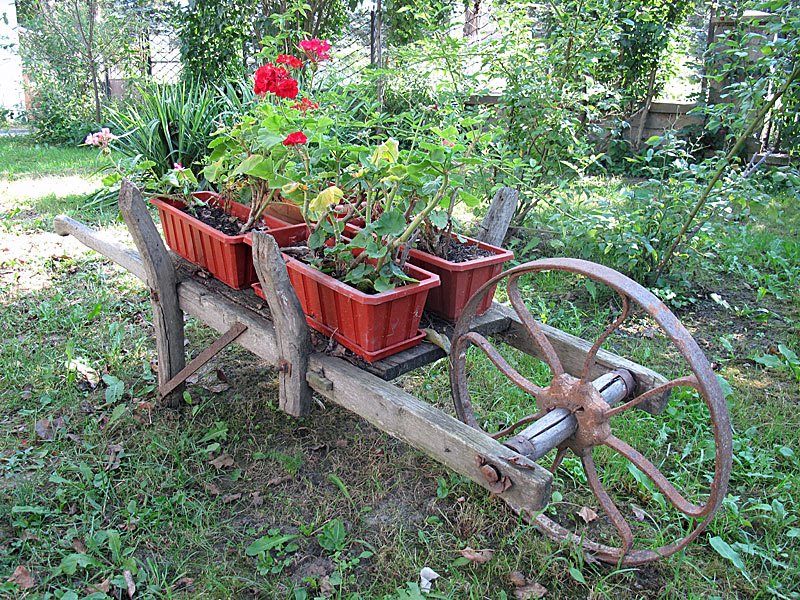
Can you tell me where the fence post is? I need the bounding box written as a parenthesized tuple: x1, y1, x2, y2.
(371, 0, 384, 108)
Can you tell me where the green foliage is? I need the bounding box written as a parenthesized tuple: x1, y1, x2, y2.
(108, 81, 232, 179)
(702, 0, 800, 154)
(384, 0, 456, 45)
(246, 528, 301, 574)
(178, 0, 353, 85)
(18, 0, 157, 143)
(26, 77, 96, 145)
(178, 0, 253, 85)
(610, 0, 695, 105)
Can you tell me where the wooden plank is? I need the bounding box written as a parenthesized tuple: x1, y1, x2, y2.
(252, 232, 312, 417)
(491, 304, 669, 413)
(158, 322, 248, 398)
(475, 187, 518, 247)
(53, 214, 670, 414)
(646, 113, 703, 129)
(466, 94, 501, 106)
(54, 216, 146, 280)
(308, 354, 553, 513)
(359, 305, 512, 380)
(118, 181, 186, 407)
(648, 101, 698, 114)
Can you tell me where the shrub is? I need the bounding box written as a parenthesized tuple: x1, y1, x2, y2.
(28, 82, 96, 145)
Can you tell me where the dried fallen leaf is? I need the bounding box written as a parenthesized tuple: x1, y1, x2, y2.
(105, 444, 124, 471)
(203, 383, 230, 394)
(459, 547, 495, 564)
(209, 453, 234, 469)
(215, 369, 229, 383)
(419, 567, 440, 593)
(222, 493, 242, 504)
(508, 571, 527, 587)
(20, 384, 32, 401)
(631, 504, 646, 522)
(202, 482, 221, 496)
(135, 401, 154, 412)
(319, 575, 334, 598)
(87, 578, 111, 594)
(7, 566, 35, 590)
(124, 569, 136, 598)
(514, 582, 547, 599)
(577, 506, 598, 523)
(174, 577, 195, 591)
(72, 539, 87, 553)
(35, 419, 53, 440)
(66, 359, 100, 389)
(266, 475, 293, 487)
(251, 491, 264, 507)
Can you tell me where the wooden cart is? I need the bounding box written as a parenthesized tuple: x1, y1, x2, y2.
(53, 182, 732, 566)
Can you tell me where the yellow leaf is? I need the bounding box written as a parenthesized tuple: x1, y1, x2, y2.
(370, 139, 399, 165)
(281, 182, 302, 195)
(309, 186, 344, 213)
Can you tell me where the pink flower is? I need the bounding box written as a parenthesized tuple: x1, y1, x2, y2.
(83, 128, 117, 149)
(174, 163, 185, 171)
(298, 38, 331, 63)
(442, 139, 455, 148)
(283, 131, 308, 146)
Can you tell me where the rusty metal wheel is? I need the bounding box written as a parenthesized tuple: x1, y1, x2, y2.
(450, 258, 733, 565)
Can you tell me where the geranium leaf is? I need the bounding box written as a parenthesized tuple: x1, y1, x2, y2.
(373, 211, 406, 236)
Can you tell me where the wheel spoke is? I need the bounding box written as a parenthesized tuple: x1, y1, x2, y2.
(580, 294, 630, 381)
(582, 452, 633, 555)
(550, 447, 568, 473)
(492, 410, 547, 440)
(462, 331, 545, 398)
(605, 435, 708, 518)
(605, 375, 698, 418)
(507, 275, 564, 376)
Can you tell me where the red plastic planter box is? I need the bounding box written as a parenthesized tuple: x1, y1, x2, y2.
(151, 192, 307, 290)
(256, 255, 440, 362)
(407, 234, 514, 321)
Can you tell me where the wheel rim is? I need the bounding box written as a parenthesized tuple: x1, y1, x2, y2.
(450, 258, 733, 565)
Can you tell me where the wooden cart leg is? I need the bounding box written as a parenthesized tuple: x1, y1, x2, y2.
(252, 232, 312, 417)
(118, 180, 186, 408)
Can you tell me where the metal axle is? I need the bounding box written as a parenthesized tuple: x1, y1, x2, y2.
(504, 370, 634, 461)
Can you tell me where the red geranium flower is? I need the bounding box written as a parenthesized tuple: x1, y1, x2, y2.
(275, 78, 299, 99)
(291, 97, 320, 112)
(254, 63, 293, 96)
(276, 54, 303, 69)
(283, 131, 308, 146)
(298, 38, 331, 63)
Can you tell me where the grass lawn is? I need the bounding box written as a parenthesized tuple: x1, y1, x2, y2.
(1, 136, 798, 599)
